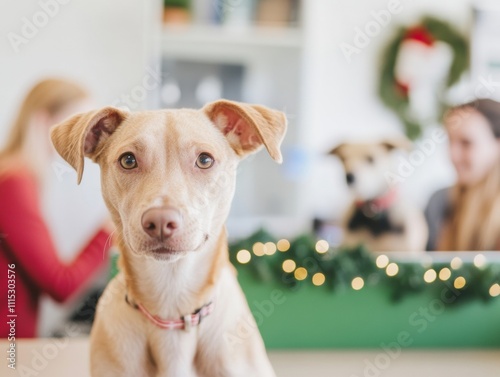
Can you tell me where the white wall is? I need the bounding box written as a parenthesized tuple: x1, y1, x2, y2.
(298, 0, 474, 220)
(0, 0, 162, 336)
(0, 0, 161, 135)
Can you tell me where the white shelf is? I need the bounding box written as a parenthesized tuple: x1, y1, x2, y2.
(162, 24, 303, 62)
(163, 24, 302, 47)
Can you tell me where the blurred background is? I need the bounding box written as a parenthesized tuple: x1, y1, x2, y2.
(2, 1, 500, 231)
(1, 1, 500, 375)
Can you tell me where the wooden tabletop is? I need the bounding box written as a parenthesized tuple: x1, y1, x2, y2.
(2, 338, 499, 376)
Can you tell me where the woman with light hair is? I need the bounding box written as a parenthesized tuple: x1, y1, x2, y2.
(0, 78, 113, 337)
(426, 98, 500, 251)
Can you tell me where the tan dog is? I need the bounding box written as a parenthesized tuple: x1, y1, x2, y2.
(50, 100, 286, 376)
(329, 140, 427, 253)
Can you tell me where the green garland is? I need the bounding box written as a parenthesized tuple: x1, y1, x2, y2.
(229, 229, 500, 306)
(378, 16, 469, 140)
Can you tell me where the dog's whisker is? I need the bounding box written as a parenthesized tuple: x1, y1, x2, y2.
(102, 229, 117, 260)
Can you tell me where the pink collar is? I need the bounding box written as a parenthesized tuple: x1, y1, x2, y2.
(355, 188, 398, 215)
(125, 294, 214, 331)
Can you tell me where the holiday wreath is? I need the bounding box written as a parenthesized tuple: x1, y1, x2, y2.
(378, 16, 469, 139)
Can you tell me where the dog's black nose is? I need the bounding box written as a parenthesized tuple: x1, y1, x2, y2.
(141, 207, 181, 240)
(346, 173, 355, 185)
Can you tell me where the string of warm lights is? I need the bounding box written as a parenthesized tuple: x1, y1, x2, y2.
(229, 229, 500, 304)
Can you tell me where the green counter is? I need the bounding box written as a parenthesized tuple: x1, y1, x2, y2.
(238, 268, 500, 349)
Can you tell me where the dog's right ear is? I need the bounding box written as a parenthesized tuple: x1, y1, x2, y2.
(50, 106, 128, 184)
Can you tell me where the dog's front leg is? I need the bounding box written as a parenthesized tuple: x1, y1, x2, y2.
(149, 330, 199, 377)
(90, 276, 155, 377)
(90, 314, 155, 377)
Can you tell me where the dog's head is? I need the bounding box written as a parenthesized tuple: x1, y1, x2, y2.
(50, 100, 286, 261)
(329, 139, 410, 200)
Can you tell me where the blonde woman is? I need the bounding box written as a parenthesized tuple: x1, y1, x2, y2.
(0, 79, 112, 337)
(426, 99, 500, 251)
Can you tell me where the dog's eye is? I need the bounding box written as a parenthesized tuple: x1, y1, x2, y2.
(366, 155, 374, 164)
(196, 153, 214, 169)
(119, 153, 138, 169)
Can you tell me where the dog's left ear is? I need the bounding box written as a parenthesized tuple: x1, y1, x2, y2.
(328, 143, 345, 156)
(203, 99, 287, 163)
(380, 138, 412, 152)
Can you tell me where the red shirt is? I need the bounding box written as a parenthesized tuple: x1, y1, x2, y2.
(0, 168, 111, 338)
